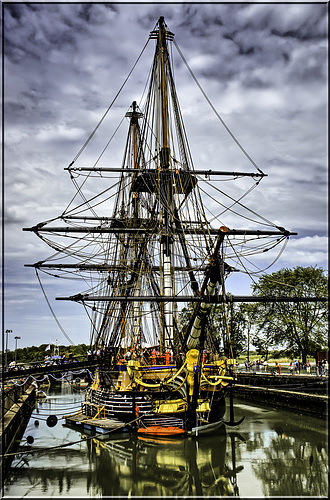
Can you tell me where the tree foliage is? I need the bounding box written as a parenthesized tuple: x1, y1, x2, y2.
(178, 266, 328, 362)
(179, 302, 248, 357)
(5, 343, 90, 364)
(250, 266, 328, 363)
(5, 267, 328, 364)
(211, 302, 247, 357)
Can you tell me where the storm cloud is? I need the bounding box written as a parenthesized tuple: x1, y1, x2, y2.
(3, 2, 328, 348)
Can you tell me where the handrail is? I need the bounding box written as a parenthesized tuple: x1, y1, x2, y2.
(92, 405, 106, 419)
(1, 359, 99, 382)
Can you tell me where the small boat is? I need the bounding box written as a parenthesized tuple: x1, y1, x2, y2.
(72, 377, 89, 389)
(137, 425, 186, 437)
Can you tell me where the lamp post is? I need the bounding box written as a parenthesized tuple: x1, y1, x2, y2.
(5, 329, 13, 368)
(14, 336, 21, 364)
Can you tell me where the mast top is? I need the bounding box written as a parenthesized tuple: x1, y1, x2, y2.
(125, 101, 143, 121)
(150, 17, 174, 41)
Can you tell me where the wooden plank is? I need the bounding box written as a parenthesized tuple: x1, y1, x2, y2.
(65, 414, 128, 433)
(65, 414, 89, 423)
(0, 387, 36, 462)
(83, 418, 126, 429)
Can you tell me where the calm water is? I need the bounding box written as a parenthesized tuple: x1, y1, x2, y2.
(3, 384, 328, 498)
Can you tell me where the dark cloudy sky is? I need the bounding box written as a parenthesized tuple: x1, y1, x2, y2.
(3, 2, 328, 349)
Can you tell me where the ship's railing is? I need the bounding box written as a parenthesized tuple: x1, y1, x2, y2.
(118, 354, 175, 366)
(92, 405, 106, 419)
(81, 401, 106, 418)
(66, 401, 106, 419)
(235, 362, 327, 376)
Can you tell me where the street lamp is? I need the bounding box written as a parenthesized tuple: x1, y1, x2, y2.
(5, 329, 13, 368)
(14, 336, 21, 364)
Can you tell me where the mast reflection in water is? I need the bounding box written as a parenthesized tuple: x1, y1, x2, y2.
(85, 432, 231, 497)
(3, 388, 328, 497)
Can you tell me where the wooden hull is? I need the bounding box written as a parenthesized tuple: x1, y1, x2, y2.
(86, 386, 227, 433)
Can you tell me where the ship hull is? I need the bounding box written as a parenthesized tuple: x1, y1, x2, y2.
(85, 385, 227, 433)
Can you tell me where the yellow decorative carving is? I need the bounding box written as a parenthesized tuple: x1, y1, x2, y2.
(197, 400, 210, 412)
(91, 370, 100, 391)
(201, 373, 233, 386)
(131, 360, 187, 388)
(155, 399, 188, 413)
(186, 349, 199, 396)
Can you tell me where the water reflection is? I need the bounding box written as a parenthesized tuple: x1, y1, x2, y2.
(3, 388, 328, 497)
(251, 430, 328, 497)
(84, 431, 237, 497)
(232, 403, 328, 498)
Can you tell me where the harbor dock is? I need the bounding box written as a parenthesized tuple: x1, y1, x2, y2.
(234, 372, 327, 417)
(1, 384, 36, 465)
(64, 414, 130, 434)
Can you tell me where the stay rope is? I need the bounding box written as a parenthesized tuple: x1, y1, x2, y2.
(69, 38, 150, 166)
(173, 39, 265, 176)
(36, 269, 76, 345)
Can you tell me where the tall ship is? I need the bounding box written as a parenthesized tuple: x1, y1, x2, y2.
(24, 17, 296, 434)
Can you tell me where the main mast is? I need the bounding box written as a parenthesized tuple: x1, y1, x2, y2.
(157, 16, 174, 350)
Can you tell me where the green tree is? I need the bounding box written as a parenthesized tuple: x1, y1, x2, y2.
(251, 266, 328, 363)
(213, 302, 247, 357)
(5, 343, 90, 364)
(179, 302, 247, 357)
(239, 303, 255, 361)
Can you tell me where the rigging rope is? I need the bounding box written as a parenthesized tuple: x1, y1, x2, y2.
(199, 180, 277, 228)
(63, 116, 127, 217)
(69, 38, 150, 166)
(36, 269, 76, 345)
(173, 39, 265, 176)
